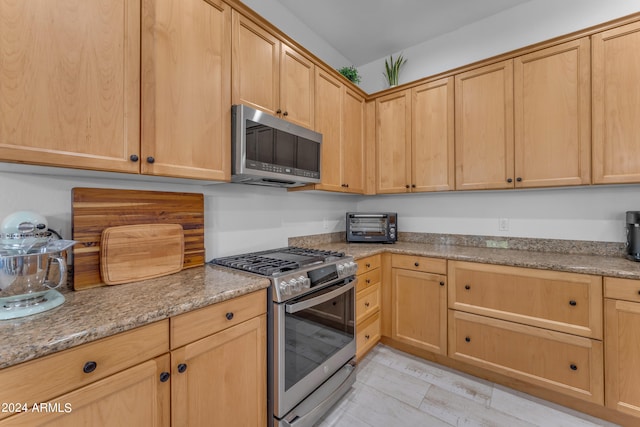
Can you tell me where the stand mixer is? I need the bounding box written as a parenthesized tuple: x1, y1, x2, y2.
(0, 211, 76, 320)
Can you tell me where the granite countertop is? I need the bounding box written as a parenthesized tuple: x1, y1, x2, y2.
(309, 241, 640, 279)
(0, 265, 270, 370)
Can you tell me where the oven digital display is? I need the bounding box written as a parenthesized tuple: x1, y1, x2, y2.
(307, 265, 338, 287)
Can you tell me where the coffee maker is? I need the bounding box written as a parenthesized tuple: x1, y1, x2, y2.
(626, 211, 640, 261)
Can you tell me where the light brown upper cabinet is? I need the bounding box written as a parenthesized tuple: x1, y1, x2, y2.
(455, 60, 515, 190)
(593, 21, 640, 184)
(0, 0, 141, 173)
(314, 69, 365, 193)
(514, 38, 591, 188)
(141, 0, 231, 181)
(376, 78, 454, 194)
(232, 11, 314, 129)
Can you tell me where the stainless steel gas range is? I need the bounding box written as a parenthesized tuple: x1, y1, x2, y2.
(213, 247, 358, 427)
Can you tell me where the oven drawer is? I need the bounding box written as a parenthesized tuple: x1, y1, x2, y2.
(392, 254, 447, 275)
(356, 282, 380, 323)
(448, 261, 602, 339)
(357, 268, 381, 292)
(449, 310, 603, 404)
(357, 255, 381, 275)
(357, 311, 380, 360)
(171, 290, 266, 349)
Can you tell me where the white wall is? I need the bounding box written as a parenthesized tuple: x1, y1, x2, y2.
(358, 0, 640, 93)
(0, 165, 357, 260)
(357, 185, 640, 243)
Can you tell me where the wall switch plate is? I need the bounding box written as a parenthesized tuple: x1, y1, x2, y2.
(498, 218, 509, 231)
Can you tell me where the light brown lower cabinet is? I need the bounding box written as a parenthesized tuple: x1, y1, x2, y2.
(356, 255, 382, 360)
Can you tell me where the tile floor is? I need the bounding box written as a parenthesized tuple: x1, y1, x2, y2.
(317, 344, 619, 427)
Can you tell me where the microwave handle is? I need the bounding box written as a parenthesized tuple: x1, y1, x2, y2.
(350, 214, 384, 218)
(285, 280, 355, 314)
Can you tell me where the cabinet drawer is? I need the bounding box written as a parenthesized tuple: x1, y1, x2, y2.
(604, 277, 640, 302)
(356, 282, 380, 323)
(356, 268, 381, 292)
(356, 311, 380, 360)
(392, 254, 447, 275)
(171, 290, 266, 349)
(449, 310, 603, 404)
(448, 261, 602, 339)
(0, 320, 169, 421)
(357, 255, 381, 275)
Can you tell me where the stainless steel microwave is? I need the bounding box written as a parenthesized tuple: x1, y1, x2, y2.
(231, 104, 322, 188)
(346, 212, 397, 243)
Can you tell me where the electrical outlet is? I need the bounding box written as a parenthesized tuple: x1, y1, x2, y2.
(498, 218, 509, 231)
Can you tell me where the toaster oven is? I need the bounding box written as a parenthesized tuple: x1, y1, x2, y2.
(346, 212, 397, 243)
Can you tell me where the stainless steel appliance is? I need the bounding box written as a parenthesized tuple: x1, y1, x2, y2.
(346, 212, 397, 243)
(626, 211, 640, 261)
(0, 211, 76, 319)
(232, 104, 322, 188)
(212, 247, 358, 427)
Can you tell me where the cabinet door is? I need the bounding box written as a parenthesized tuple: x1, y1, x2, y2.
(171, 315, 267, 427)
(376, 90, 412, 193)
(0, 356, 170, 427)
(342, 88, 365, 193)
(232, 11, 280, 116)
(455, 60, 514, 190)
(514, 38, 590, 188)
(412, 77, 455, 192)
(605, 299, 640, 417)
(392, 268, 446, 354)
(280, 43, 314, 129)
(314, 69, 343, 192)
(0, 0, 140, 173)
(592, 21, 640, 184)
(141, 0, 231, 180)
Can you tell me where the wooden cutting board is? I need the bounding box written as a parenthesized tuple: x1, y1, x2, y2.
(72, 188, 204, 290)
(100, 224, 185, 285)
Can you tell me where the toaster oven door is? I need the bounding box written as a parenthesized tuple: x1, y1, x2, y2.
(347, 214, 389, 241)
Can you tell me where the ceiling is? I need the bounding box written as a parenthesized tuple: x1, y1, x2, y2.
(273, 0, 532, 66)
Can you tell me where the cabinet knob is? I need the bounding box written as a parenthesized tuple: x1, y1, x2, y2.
(570, 364, 578, 371)
(411, 184, 416, 188)
(146, 156, 155, 164)
(177, 363, 188, 373)
(276, 109, 282, 114)
(365, 334, 370, 340)
(365, 301, 370, 307)
(465, 336, 471, 343)
(405, 184, 410, 189)
(366, 279, 371, 284)
(283, 111, 288, 117)
(365, 263, 371, 268)
(414, 262, 420, 267)
(345, 183, 349, 188)
(569, 300, 577, 306)
(465, 284, 471, 290)
(516, 177, 522, 182)
(225, 312, 234, 321)
(439, 281, 445, 286)
(637, 290, 640, 295)
(129, 154, 139, 162)
(507, 178, 513, 183)
(159, 372, 170, 382)
(83, 361, 97, 374)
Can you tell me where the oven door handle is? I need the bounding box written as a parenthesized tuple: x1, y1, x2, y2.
(285, 280, 355, 314)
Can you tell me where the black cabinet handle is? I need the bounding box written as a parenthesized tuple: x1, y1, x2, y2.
(283, 111, 288, 117)
(129, 154, 139, 162)
(637, 290, 640, 295)
(146, 156, 155, 164)
(177, 363, 187, 373)
(366, 279, 371, 284)
(465, 285, 471, 290)
(225, 312, 234, 321)
(345, 183, 349, 188)
(83, 361, 97, 374)
(507, 178, 513, 183)
(365, 263, 371, 268)
(439, 281, 445, 286)
(276, 109, 282, 114)
(365, 334, 370, 340)
(516, 177, 522, 182)
(465, 336, 471, 343)
(414, 262, 420, 267)
(405, 184, 410, 189)
(570, 364, 578, 371)
(365, 301, 370, 307)
(159, 372, 170, 382)
(411, 184, 416, 188)
(569, 300, 577, 306)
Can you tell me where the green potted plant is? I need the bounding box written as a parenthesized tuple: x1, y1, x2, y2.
(337, 65, 361, 85)
(383, 53, 407, 87)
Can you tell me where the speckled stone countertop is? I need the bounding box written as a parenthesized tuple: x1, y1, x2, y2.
(302, 241, 640, 279)
(0, 265, 270, 370)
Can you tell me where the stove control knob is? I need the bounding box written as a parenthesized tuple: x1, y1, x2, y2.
(337, 264, 345, 276)
(290, 278, 301, 292)
(347, 261, 357, 275)
(279, 282, 292, 296)
(298, 276, 310, 289)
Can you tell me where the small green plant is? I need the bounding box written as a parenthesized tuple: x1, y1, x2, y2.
(337, 65, 361, 84)
(383, 53, 407, 87)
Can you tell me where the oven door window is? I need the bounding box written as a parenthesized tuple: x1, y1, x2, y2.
(284, 284, 354, 391)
